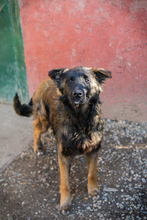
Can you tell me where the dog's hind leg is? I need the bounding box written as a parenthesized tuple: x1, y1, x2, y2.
(58, 152, 72, 210)
(33, 118, 49, 154)
(85, 151, 98, 196)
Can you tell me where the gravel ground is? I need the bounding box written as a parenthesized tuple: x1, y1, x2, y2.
(0, 119, 147, 220)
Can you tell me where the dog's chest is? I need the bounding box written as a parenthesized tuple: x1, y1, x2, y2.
(58, 115, 95, 156)
(54, 102, 102, 156)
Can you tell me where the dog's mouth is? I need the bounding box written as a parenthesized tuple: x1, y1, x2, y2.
(73, 101, 81, 109)
(74, 100, 81, 105)
(72, 96, 86, 107)
(73, 97, 88, 108)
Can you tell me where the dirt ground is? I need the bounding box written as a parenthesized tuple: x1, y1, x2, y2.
(0, 121, 147, 220)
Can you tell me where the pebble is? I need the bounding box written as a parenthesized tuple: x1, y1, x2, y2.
(93, 203, 97, 208)
(68, 214, 75, 218)
(22, 201, 26, 206)
(61, 210, 66, 215)
(103, 187, 118, 192)
(86, 206, 91, 210)
(142, 178, 146, 183)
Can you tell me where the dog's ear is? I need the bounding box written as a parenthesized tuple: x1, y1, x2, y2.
(91, 68, 112, 84)
(48, 68, 68, 86)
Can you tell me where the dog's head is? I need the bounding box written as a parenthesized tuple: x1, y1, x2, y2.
(49, 66, 111, 108)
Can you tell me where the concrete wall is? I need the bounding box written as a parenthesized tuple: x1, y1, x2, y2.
(19, 0, 147, 122)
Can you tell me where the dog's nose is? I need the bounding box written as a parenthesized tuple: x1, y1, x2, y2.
(73, 89, 83, 98)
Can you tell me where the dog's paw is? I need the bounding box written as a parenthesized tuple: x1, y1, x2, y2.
(60, 196, 73, 211)
(36, 150, 44, 156)
(88, 186, 99, 197)
(34, 146, 45, 155)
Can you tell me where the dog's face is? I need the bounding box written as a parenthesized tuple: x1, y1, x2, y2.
(49, 67, 111, 108)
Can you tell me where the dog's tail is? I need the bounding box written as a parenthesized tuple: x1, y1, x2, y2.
(13, 93, 33, 117)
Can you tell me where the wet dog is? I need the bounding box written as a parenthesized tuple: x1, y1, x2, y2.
(13, 66, 112, 210)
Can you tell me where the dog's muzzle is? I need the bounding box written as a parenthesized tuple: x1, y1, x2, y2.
(72, 88, 84, 105)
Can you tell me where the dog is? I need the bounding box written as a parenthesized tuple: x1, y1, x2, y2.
(13, 66, 112, 210)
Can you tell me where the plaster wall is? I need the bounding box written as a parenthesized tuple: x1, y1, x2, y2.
(19, 0, 147, 122)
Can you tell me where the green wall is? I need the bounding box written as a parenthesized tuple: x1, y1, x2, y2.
(0, 0, 28, 104)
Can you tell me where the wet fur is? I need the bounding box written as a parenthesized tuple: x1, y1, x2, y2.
(13, 66, 111, 210)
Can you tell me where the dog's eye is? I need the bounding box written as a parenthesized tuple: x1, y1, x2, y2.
(85, 78, 89, 83)
(69, 76, 74, 82)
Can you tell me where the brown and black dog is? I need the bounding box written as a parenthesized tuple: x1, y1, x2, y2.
(13, 66, 112, 210)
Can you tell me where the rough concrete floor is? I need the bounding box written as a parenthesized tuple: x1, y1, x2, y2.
(0, 103, 33, 173)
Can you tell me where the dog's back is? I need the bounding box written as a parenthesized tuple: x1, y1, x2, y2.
(13, 77, 59, 118)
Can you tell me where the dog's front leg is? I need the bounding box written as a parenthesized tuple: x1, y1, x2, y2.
(58, 153, 72, 210)
(86, 151, 98, 196)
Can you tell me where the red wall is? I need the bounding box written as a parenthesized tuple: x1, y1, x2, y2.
(19, 0, 147, 122)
